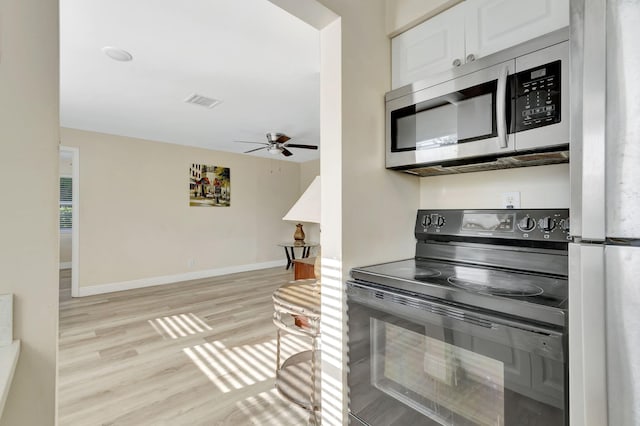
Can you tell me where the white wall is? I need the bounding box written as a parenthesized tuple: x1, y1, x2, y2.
(60, 128, 303, 292)
(0, 0, 59, 423)
(420, 164, 570, 208)
(385, 0, 463, 36)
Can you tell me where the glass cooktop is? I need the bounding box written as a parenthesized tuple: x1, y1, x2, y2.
(350, 258, 568, 327)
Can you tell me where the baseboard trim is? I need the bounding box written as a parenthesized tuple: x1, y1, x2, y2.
(77, 260, 287, 297)
(59, 262, 72, 270)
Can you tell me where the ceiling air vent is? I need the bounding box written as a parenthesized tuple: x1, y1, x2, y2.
(184, 93, 222, 109)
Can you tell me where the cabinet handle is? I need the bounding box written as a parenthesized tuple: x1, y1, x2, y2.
(452, 58, 462, 67)
(466, 53, 476, 62)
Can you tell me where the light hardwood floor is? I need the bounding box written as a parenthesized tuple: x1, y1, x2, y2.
(58, 267, 313, 425)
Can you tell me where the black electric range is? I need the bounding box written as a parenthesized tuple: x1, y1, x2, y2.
(347, 209, 571, 426)
(351, 208, 570, 327)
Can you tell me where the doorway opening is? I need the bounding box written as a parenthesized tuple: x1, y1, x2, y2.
(59, 146, 79, 299)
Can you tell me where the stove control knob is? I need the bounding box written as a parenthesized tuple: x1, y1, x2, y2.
(518, 217, 536, 232)
(436, 216, 446, 227)
(422, 215, 432, 227)
(560, 218, 570, 232)
(539, 217, 556, 232)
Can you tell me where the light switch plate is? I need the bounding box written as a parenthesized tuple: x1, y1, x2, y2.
(502, 191, 521, 209)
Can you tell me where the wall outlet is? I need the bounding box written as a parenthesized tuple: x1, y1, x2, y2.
(502, 192, 521, 209)
(187, 258, 195, 269)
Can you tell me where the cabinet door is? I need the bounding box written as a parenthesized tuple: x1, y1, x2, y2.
(391, 5, 465, 89)
(465, 0, 569, 61)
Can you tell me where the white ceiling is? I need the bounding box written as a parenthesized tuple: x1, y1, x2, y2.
(60, 0, 321, 162)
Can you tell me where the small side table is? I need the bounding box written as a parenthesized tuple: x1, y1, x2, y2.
(272, 281, 321, 424)
(278, 242, 318, 270)
(293, 257, 316, 280)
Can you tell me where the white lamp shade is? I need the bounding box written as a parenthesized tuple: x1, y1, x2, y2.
(283, 176, 320, 224)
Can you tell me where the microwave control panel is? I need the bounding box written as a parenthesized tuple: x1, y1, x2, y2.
(513, 60, 561, 132)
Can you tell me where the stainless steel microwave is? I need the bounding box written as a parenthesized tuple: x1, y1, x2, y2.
(385, 29, 569, 176)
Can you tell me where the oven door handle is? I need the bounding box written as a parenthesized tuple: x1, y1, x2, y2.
(347, 281, 564, 340)
(348, 282, 496, 329)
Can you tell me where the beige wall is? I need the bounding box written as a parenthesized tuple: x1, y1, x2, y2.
(0, 0, 59, 423)
(420, 164, 570, 208)
(60, 128, 302, 289)
(385, 0, 463, 36)
(300, 159, 320, 189)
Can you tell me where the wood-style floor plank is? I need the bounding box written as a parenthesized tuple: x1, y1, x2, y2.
(58, 267, 314, 425)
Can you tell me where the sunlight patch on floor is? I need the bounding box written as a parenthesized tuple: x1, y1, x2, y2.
(148, 313, 213, 339)
(183, 336, 308, 394)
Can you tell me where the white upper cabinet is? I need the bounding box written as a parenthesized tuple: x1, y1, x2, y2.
(391, 0, 569, 89)
(391, 5, 465, 89)
(465, 0, 569, 60)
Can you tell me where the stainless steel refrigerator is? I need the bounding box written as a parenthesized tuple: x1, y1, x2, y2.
(569, 0, 640, 425)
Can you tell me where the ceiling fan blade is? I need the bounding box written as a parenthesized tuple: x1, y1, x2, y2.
(244, 146, 268, 154)
(275, 134, 291, 144)
(281, 147, 293, 157)
(235, 140, 268, 145)
(284, 143, 318, 150)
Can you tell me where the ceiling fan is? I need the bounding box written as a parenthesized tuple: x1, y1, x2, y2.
(235, 132, 318, 157)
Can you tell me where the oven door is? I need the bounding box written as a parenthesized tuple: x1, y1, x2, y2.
(385, 59, 515, 170)
(346, 281, 567, 426)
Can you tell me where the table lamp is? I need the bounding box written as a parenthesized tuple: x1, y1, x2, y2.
(283, 176, 320, 244)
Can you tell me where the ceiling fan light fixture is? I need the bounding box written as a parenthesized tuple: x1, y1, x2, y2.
(102, 46, 133, 62)
(235, 132, 317, 157)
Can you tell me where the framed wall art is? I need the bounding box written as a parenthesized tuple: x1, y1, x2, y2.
(189, 164, 230, 207)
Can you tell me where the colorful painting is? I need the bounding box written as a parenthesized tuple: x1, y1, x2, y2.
(189, 164, 230, 207)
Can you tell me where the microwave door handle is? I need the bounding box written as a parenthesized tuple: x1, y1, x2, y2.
(496, 65, 509, 149)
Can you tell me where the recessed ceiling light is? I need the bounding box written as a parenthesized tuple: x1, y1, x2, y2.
(102, 46, 133, 62)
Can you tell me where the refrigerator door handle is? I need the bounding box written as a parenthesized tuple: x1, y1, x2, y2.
(568, 243, 608, 426)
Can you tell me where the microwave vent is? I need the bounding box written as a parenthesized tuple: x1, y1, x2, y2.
(399, 150, 569, 177)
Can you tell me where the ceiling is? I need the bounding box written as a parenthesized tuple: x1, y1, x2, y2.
(60, 0, 321, 162)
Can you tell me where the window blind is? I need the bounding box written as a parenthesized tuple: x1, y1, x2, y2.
(60, 177, 72, 229)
